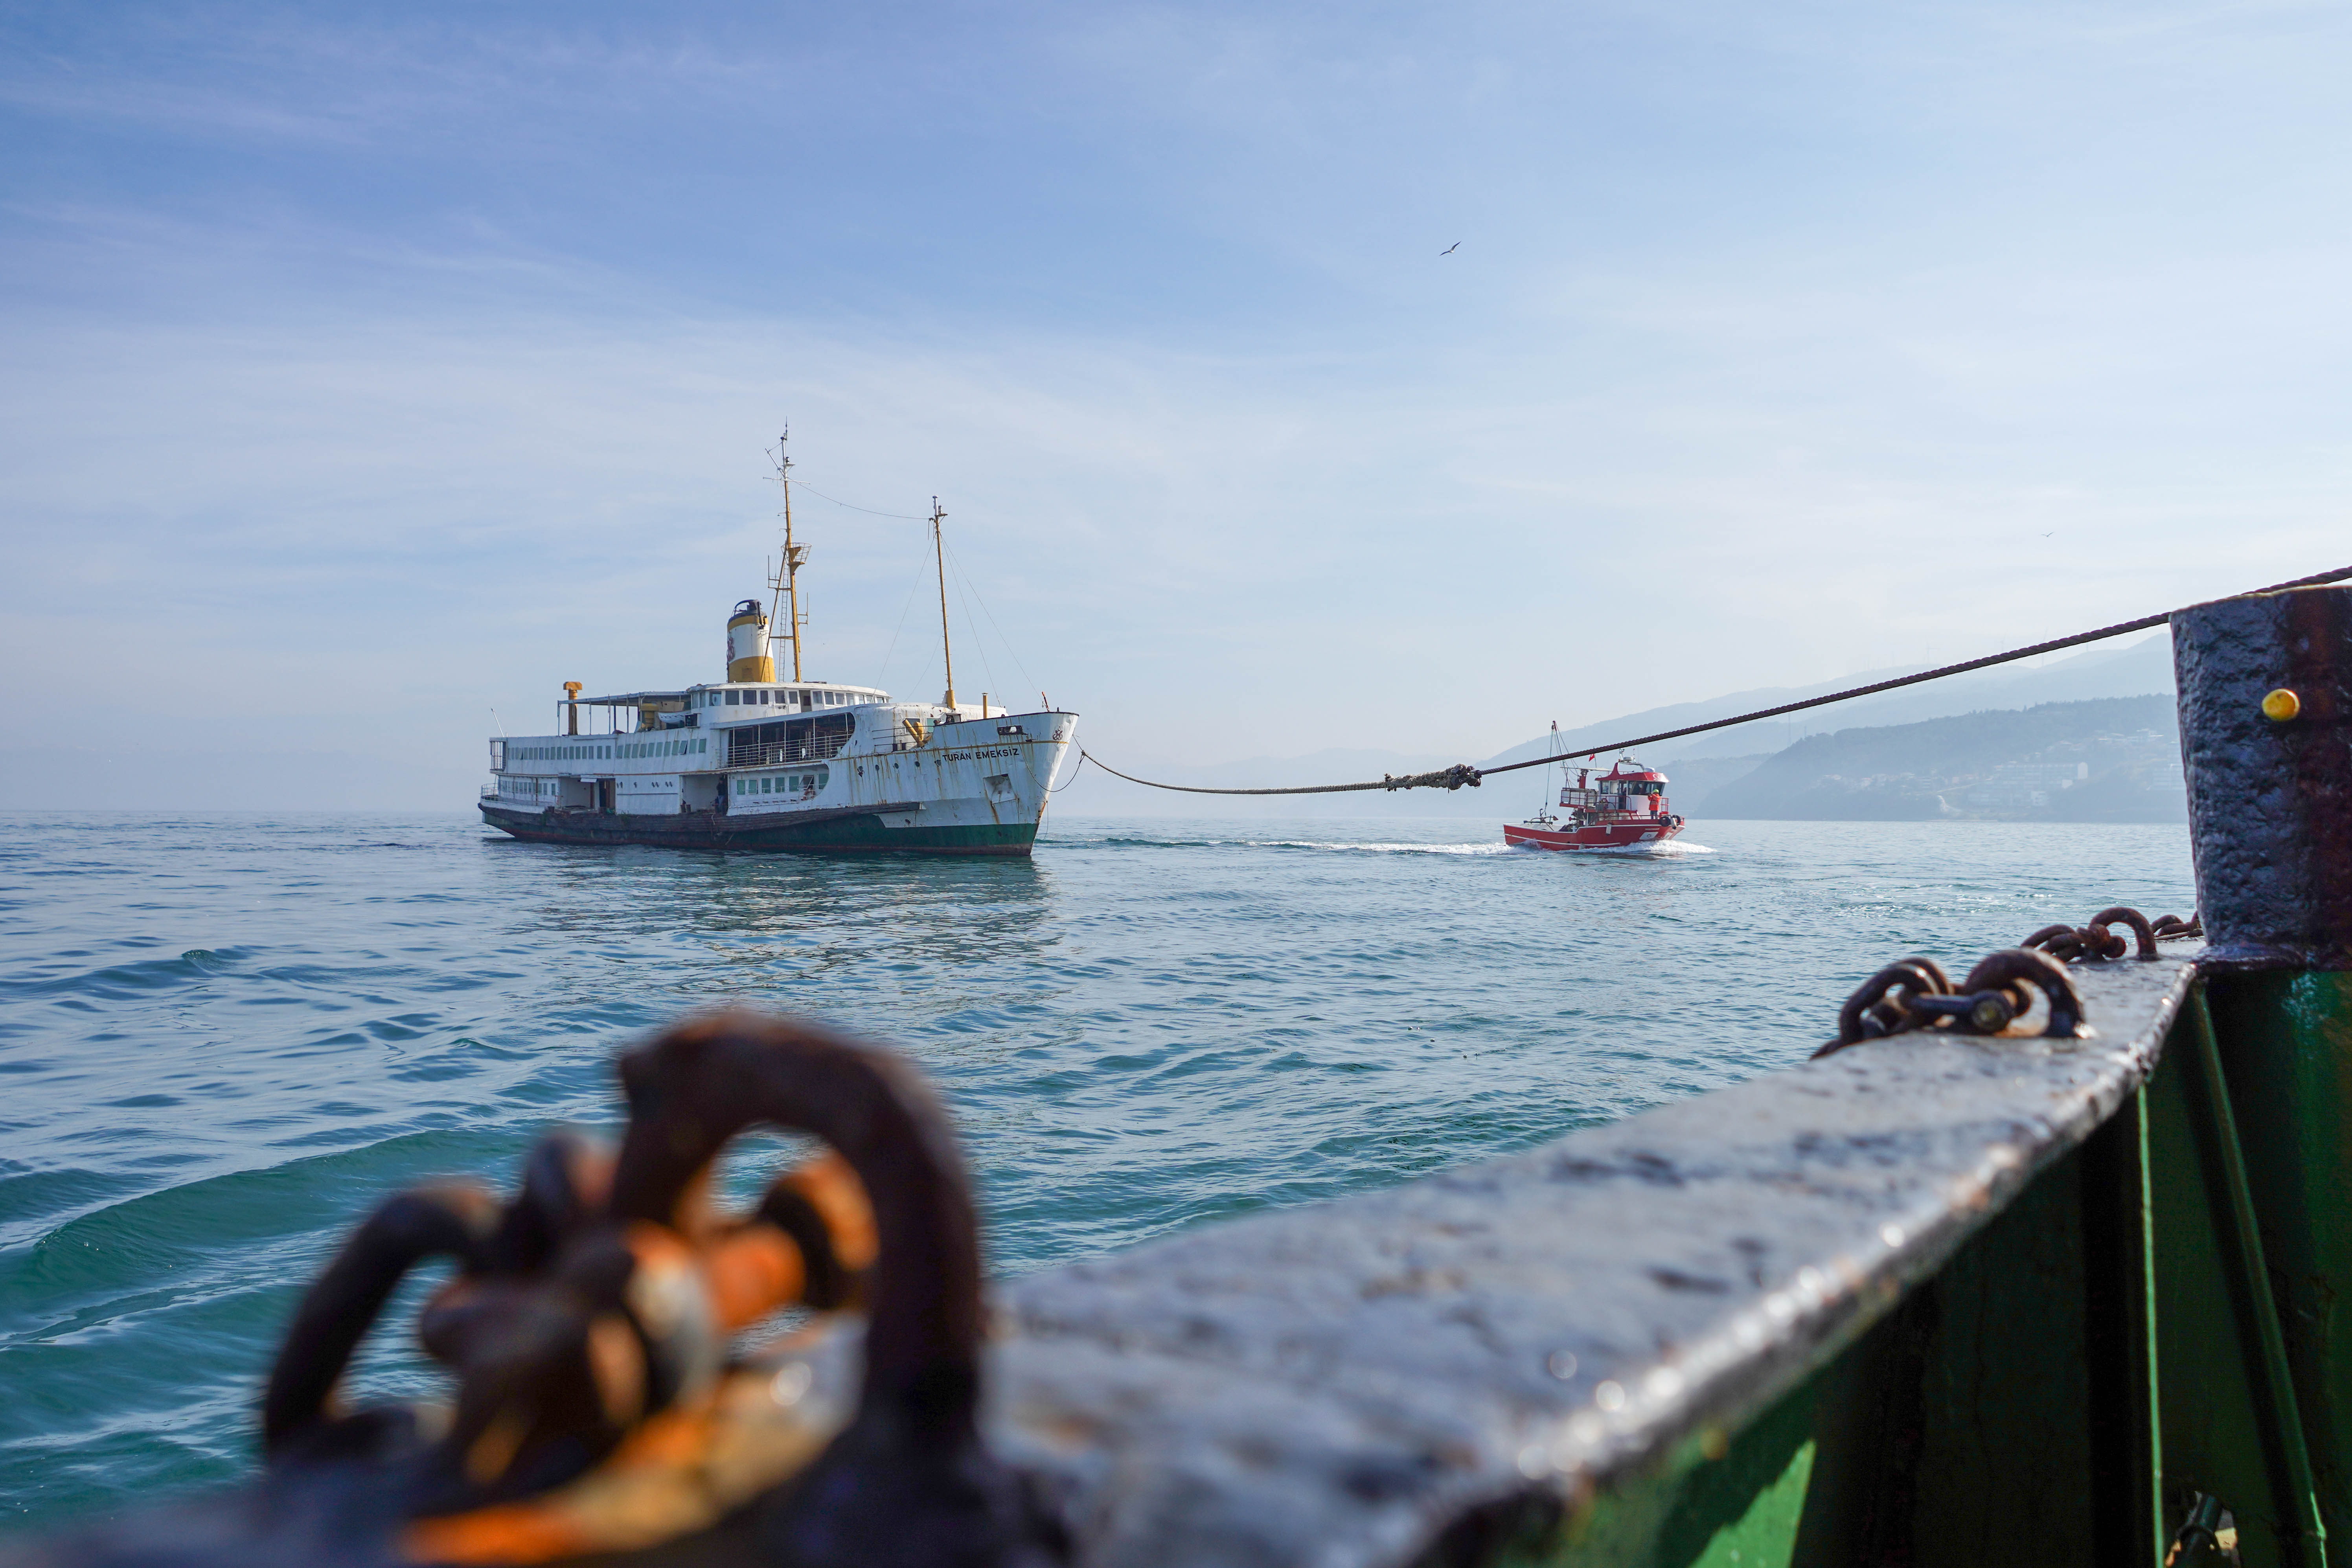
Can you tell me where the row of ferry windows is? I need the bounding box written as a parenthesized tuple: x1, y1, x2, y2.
(513, 738, 707, 762)
(736, 771, 826, 798)
(695, 688, 865, 709)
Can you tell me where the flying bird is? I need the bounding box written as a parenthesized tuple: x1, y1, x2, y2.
(1440, 241, 1460, 256)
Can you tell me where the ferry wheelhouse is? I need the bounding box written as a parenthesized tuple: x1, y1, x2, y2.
(479, 442, 1075, 857)
(1503, 758, 1686, 852)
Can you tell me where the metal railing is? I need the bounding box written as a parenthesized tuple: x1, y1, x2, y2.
(727, 733, 851, 769)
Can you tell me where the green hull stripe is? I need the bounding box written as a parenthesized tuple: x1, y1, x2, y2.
(478, 805, 1036, 857)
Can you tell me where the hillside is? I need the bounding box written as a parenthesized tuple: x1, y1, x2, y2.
(1699, 696, 2185, 822)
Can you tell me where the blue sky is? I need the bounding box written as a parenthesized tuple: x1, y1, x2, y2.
(2, 1, 2347, 806)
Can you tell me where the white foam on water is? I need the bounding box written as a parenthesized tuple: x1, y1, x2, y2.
(1501, 838, 1717, 858)
(1238, 838, 1515, 857)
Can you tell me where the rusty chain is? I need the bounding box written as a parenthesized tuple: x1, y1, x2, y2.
(2022, 905, 2201, 964)
(1813, 948, 2087, 1059)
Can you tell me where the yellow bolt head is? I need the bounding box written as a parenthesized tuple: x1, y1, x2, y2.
(2262, 687, 2301, 722)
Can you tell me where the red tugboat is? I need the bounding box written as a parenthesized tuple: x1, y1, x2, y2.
(1504, 757, 1687, 852)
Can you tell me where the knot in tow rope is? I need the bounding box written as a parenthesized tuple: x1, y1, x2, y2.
(1384, 764, 1484, 792)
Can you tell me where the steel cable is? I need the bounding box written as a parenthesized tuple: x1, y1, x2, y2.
(1081, 563, 2352, 797)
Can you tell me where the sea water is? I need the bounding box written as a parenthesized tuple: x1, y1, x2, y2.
(0, 811, 2196, 1529)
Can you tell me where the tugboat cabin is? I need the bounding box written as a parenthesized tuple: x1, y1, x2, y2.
(1562, 762, 1672, 818)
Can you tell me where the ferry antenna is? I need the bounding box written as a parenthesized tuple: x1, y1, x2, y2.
(932, 497, 956, 711)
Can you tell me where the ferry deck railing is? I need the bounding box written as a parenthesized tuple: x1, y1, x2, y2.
(725, 734, 851, 768)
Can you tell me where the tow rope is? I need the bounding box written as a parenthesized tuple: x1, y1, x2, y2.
(1082, 563, 2352, 797)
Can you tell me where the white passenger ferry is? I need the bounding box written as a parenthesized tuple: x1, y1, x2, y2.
(480, 447, 1075, 857)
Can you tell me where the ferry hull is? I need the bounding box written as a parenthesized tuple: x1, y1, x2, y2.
(1503, 818, 1684, 852)
(479, 802, 1038, 857)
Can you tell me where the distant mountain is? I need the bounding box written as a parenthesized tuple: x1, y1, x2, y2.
(1701, 696, 2184, 822)
(1652, 754, 1776, 814)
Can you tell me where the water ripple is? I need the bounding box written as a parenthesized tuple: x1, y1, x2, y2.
(0, 808, 2192, 1530)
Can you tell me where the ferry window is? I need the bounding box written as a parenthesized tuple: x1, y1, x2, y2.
(725, 690, 739, 705)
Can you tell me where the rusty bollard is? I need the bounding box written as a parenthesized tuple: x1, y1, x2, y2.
(10, 1012, 1062, 1568)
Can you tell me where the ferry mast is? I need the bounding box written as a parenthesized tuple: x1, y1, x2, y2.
(931, 497, 957, 711)
(769, 429, 809, 681)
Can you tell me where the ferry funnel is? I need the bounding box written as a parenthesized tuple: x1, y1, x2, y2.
(726, 599, 775, 683)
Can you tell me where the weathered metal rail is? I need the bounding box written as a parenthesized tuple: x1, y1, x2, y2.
(10, 582, 2348, 1566)
(978, 952, 2203, 1566)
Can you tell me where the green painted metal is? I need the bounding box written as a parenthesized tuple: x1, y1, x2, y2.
(1500, 1357, 1822, 1567)
(1513, 1138, 2128, 1566)
(1678, 1443, 1814, 1568)
(2085, 1082, 2165, 1567)
(2181, 987, 2329, 1565)
(1525, 983, 2352, 1568)
(2207, 972, 2352, 1547)
(2146, 989, 2316, 1565)
(478, 801, 1041, 855)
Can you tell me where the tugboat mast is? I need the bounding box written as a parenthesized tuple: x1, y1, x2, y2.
(932, 497, 957, 711)
(769, 428, 809, 681)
